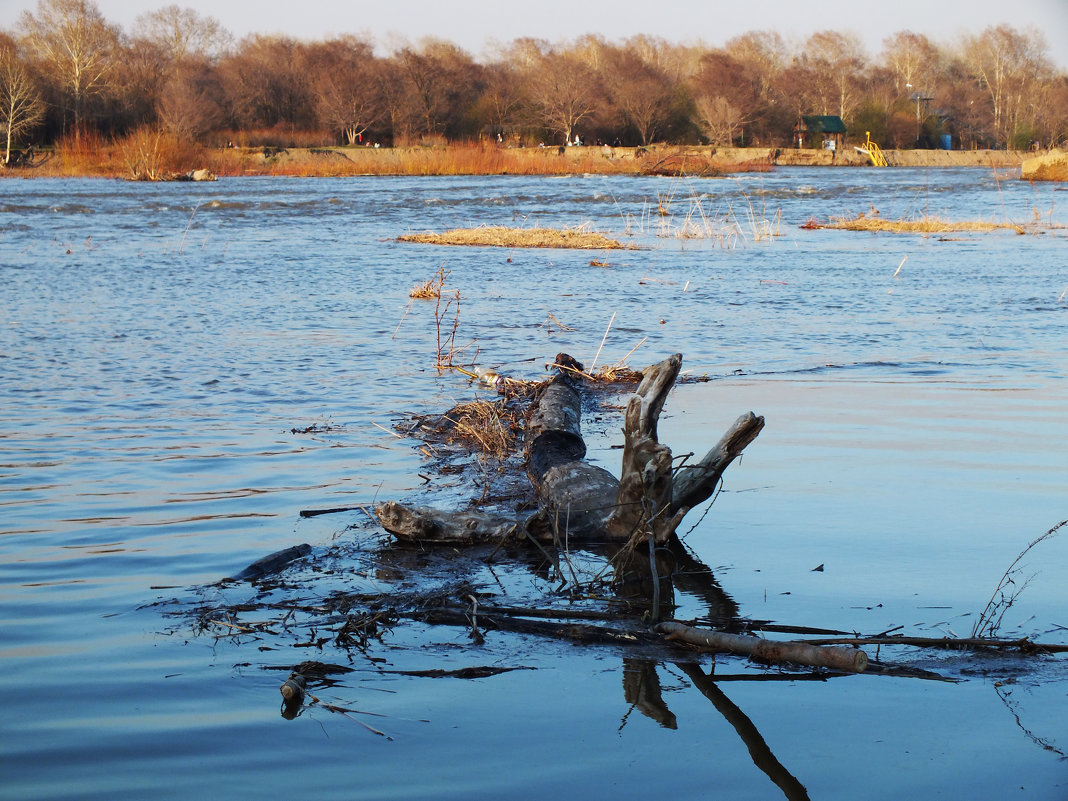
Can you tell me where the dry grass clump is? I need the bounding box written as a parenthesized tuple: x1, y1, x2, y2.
(545, 349, 645, 385)
(410, 266, 449, 299)
(1031, 161, 1068, 182)
(409, 278, 442, 299)
(806, 213, 1026, 234)
(591, 364, 645, 383)
(120, 127, 206, 181)
(415, 398, 525, 460)
(399, 225, 633, 250)
(444, 399, 519, 459)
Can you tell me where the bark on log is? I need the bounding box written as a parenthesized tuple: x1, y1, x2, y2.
(654, 621, 869, 673)
(526, 373, 626, 540)
(671, 412, 765, 515)
(605, 354, 684, 542)
(374, 501, 520, 545)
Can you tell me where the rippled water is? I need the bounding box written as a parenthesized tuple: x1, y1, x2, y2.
(2, 169, 1067, 800)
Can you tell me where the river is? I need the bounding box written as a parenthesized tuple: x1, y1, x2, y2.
(2, 168, 1066, 799)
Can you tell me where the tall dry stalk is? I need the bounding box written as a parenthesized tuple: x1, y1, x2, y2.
(971, 519, 1067, 638)
(434, 288, 476, 369)
(120, 127, 176, 181)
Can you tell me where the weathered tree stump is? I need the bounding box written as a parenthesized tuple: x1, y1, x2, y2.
(375, 353, 764, 546)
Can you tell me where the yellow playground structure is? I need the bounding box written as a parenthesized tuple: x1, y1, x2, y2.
(856, 131, 888, 166)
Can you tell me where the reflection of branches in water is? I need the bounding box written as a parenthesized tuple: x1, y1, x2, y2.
(621, 659, 677, 730)
(619, 656, 811, 801)
(995, 684, 1066, 758)
(676, 662, 811, 801)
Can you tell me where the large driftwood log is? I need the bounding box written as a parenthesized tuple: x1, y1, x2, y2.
(606, 353, 685, 542)
(374, 502, 519, 545)
(376, 353, 763, 546)
(655, 621, 869, 673)
(525, 376, 621, 539)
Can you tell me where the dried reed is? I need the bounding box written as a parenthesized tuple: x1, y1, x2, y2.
(434, 288, 472, 369)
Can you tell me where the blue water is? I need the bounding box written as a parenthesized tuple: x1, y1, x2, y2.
(2, 168, 1067, 800)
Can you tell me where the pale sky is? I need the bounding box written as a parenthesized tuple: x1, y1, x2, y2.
(3, 0, 1067, 70)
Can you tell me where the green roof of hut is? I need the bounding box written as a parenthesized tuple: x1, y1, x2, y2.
(801, 115, 847, 134)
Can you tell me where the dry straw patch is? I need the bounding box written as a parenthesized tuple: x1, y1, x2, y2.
(806, 213, 1026, 234)
(411, 394, 533, 461)
(439, 399, 520, 460)
(399, 225, 634, 250)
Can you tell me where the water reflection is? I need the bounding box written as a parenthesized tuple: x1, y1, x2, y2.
(218, 521, 829, 800)
(3, 171, 1067, 801)
(675, 662, 810, 801)
(623, 654, 817, 801)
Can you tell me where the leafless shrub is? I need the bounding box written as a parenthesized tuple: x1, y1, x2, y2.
(972, 519, 1067, 638)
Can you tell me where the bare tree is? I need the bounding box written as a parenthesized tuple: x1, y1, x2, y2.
(797, 30, 867, 120)
(520, 44, 600, 145)
(217, 35, 314, 130)
(725, 31, 787, 105)
(133, 5, 231, 68)
(0, 44, 45, 163)
(157, 58, 223, 137)
(723, 31, 791, 144)
(963, 24, 1053, 147)
(624, 34, 702, 84)
(390, 39, 483, 142)
(18, 0, 120, 130)
(880, 31, 942, 95)
(695, 95, 749, 146)
(471, 59, 527, 142)
(304, 36, 382, 144)
(600, 45, 675, 145)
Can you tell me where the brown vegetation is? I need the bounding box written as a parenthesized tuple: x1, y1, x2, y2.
(409, 267, 448, 299)
(5, 140, 784, 180)
(1021, 150, 1068, 182)
(413, 397, 524, 461)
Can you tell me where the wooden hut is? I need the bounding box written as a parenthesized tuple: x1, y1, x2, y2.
(795, 115, 847, 150)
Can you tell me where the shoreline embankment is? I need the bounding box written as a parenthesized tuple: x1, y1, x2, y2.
(5, 142, 1064, 179)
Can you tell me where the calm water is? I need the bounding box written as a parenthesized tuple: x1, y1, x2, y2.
(2, 168, 1067, 800)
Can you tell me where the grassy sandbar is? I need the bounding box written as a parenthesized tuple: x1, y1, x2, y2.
(398, 225, 634, 250)
(806, 214, 1026, 234)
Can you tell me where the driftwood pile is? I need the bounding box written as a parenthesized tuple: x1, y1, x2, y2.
(371, 352, 880, 674)
(201, 352, 1065, 689)
(375, 352, 764, 547)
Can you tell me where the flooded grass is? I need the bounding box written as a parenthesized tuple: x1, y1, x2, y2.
(804, 212, 1029, 233)
(398, 224, 634, 249)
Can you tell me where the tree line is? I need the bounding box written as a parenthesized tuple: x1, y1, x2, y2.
(3, 0, 1067, 164)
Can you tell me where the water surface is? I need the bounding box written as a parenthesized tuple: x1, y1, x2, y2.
(2, 169, 1067, 799)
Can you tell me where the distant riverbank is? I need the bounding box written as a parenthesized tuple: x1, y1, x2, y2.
(237, 143, 1034, 174)
(3, 141, 1050, 180)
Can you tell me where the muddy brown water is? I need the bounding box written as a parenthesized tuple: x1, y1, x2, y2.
(2, 169, 1066, 799)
